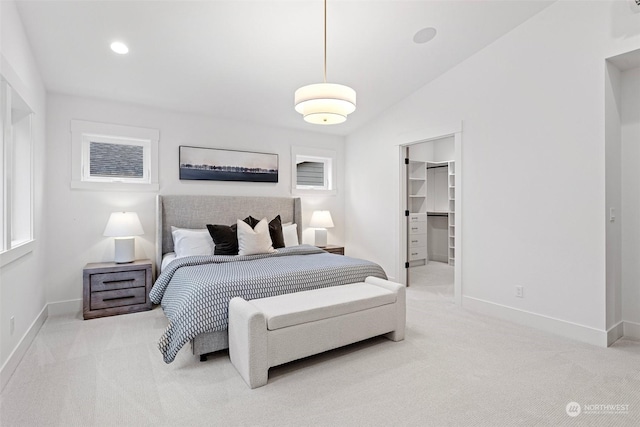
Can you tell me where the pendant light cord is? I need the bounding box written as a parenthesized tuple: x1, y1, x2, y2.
(324, 0, 327, 83)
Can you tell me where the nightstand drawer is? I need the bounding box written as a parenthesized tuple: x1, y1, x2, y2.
(91, 287, 147, 310)
(90, 270, 146, 292)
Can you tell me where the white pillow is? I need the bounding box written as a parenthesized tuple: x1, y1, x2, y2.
(237, 218, 275, 256)
(161, 252, 178, 272)
(171, 226, 215, 258)
(283, 223, 299, 247)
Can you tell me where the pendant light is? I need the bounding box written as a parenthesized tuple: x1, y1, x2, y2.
(294, 0, 356, 125)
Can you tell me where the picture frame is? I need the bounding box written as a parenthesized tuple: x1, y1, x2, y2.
(179, 146, 278, 183)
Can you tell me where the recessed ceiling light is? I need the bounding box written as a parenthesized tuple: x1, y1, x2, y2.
(110, 41, 129, 55)
(413, 27, 437, 44)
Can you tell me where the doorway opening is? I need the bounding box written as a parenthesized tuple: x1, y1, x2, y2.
(605, 48, 640, 342)
(400, 131, 462, 304)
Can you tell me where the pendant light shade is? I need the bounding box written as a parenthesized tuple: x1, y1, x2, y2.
(294, 0, 356, 125)
(294, 83, 356, 125)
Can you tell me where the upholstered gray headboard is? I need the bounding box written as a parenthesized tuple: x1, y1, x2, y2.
(156, 195, 302, 276)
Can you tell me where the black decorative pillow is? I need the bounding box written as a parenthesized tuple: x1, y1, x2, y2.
(206, 217, 253, 255)
(249, 215, 285, 249)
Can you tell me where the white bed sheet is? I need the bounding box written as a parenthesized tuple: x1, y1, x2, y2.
(161, 252, 177, 273)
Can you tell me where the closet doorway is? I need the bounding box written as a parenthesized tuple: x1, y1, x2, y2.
(401, 133, 461, 304)
(605, 48, 640, 342)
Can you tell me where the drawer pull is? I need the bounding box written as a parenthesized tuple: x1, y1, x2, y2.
(103, 295, 136, 302)
(103, 279, 134, 285)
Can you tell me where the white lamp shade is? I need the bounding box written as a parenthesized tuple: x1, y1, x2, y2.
(309, 210, 334, 228)
(103, 212, 144, 237)
(295, 83, 356, 125)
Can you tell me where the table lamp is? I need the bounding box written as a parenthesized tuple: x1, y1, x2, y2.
(103, 212, 144, 263)
(309, 210, 334, 247)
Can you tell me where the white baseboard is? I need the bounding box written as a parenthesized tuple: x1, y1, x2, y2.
(462, 296, 608, 347)
(0, 304, 48, 393)
(607, 321, 625, 345)
(623, 320, 640, 340)
(47, 299, 82, 316)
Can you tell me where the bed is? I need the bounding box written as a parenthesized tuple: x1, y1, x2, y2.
(151, 195, 387, 363)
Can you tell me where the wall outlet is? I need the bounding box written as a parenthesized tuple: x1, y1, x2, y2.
(515, 286, 524, 298)
(10, 316, 15, 335)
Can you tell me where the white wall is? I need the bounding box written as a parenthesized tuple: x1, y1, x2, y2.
(0, 0, 47, 386)
(433, 137, 455, 163)
(345, 0, 640, 344)
(45, 94, 345, 306)
(408, 141, 433, 162)
(621, 67, 640, 329)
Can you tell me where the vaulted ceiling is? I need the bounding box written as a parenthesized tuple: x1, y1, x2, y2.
(15, 0, 554, 135)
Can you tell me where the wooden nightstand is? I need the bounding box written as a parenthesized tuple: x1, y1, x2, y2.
(83, 259, 153, 320)
(318, 245, 345, 255)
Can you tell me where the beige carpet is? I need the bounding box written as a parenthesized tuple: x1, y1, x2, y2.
(408, 261, 454, 301)
(1, 270, 639, 426)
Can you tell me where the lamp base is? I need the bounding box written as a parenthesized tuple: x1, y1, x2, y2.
(114, 237, 135, 263)
(315, 229, 328, 247)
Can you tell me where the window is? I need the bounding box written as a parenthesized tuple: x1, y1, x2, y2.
(71, 120, 159, 191)
(1, 78, 34, 266)
(296, 158, 328, 189)
(291, 147, 337, 195)
(83, 136, 148, 183)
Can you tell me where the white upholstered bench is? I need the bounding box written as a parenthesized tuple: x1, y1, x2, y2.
(228, 276, 406, 388)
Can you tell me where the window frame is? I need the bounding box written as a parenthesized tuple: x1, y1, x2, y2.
(291, 146, 337, 196)
(0, 76, 35, 267)
(71, 120, 159, 191)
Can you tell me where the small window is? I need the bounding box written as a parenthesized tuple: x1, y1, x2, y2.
(296, 158, 329, 189)
(71, 120, 159, 191)
(292, 147, 336, 195)
(83, 135, 149, 183)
